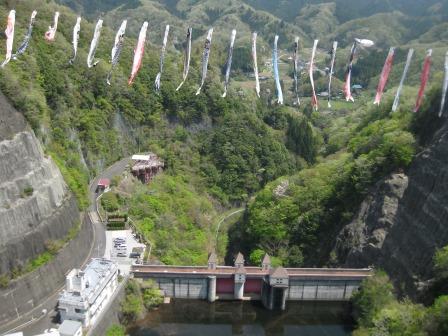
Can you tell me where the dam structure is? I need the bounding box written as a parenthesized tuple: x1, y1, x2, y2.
(132, 253, 371, 310)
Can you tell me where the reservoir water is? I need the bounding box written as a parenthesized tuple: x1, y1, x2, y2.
(128, 300, 354, 336)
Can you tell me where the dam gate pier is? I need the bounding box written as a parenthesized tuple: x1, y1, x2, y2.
(132, 252, 371, 310)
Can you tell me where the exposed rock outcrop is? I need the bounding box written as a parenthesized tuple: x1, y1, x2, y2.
(0, 92, 79, 275)
(333, 118, 448, 298)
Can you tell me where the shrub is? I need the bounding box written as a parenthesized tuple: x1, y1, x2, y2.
(106, 325, 125, 336)
(20, 186, 34, 198)
(0, 274, 10, 288)
(351, 271, 395, 327)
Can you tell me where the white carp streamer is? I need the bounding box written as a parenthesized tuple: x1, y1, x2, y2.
(87, 19, 103, 68)
(154, 25, 170, 92)
(392, 48, 414, 112)
(252, 32, 260, 98)
(355, 38, 374, 48)
(196, 28, 214, 95)
(293, 37, 300, 106)
(309, 39, 319, 110)
(13, 10, 37, 60)
(1, 10, 15, 68)
(45, 11, 59, 41)
(128, 22, 148, 85)
(176, 27, 192, 91)
(439, 51, 448, 117)
(107, 20, 127, 85)
(222, 29, 237, 98)
(327, 41, 338, 108)
(69, 17, 81, 64)
(374, 47, 395, 105)
(273, 35, 283, 104)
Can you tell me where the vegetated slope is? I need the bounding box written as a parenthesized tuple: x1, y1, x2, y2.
(244, 0, 448, 23)
(333, 88, 448, 298)
(0, 0, 299, 265)
(58, 0, 306, 47)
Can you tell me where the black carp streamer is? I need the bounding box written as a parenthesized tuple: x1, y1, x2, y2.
(13, 10, 37, 60)
(196, 28, 213, 95)
(107, 20, 127, 85)
(222, 29, 236, 98)
(155, 25, 170, 92)
(176, 27, 192, 91)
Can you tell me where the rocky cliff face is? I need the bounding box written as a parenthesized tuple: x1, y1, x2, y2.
(333, 116, 448, 298)
(0, 92, 79, 275)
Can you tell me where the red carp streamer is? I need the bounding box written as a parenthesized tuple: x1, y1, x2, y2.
(45, 12, 59, 41)
(374, 47, 395, 105)
(1, 10, 15, 68)
(414, 49, 432, 113)
(128, 22, 148, 85)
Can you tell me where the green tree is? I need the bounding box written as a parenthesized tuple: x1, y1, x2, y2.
(286, 116, 317, 164)
(249, 249, 265, 265)
(106, 324, 125, 336)
(434, 246, 448, 280)
(352, 271, 396, 327)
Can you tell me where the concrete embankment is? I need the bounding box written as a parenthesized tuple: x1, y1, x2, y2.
(0, 212, 93, 333)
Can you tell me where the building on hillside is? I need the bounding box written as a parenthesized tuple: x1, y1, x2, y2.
(131, 153, 164, 184)
(58, 258, 118, 328)
(96, 178, 110, 193)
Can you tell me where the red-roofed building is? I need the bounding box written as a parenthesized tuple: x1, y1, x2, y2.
(96, 178, 110, 193)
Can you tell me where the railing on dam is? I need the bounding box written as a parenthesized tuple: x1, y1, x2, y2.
(131, 252, 372, 310)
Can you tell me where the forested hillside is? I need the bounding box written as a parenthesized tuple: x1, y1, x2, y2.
(1, 4, 448, 333)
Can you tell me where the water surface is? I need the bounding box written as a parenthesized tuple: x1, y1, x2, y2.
(128, 300, 354, 336)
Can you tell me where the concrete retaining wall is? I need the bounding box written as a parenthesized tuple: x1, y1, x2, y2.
(0, 212, 93, 331)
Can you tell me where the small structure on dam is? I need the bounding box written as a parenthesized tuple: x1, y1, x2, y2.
(132, 252, 371, 310)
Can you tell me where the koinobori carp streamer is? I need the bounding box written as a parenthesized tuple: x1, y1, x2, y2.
(354, 38, 374, 48)
(344, 38, 374, 102)
(87, 19, 103, 68)
(293, 37, 300, 106)
(374, 47, 395, 105)
(176, 27, 192, 91)
(327, 41, 338, 108)
(45, 11, 59, 41)
(154, 25, 170, 92)
(273, 35, 283, 104)
(128, 22, 148, 85)
(1, 10, 15, 67)
(414, 49, 432, 113)
(107, 20, 127, 85)
(392, 48, 414, 112)
(310, 39, 319, 110)
(439, 51, 448, 117)
(13, 10, 37, 60)
(222, 29, 237, 98)
(69, 17, 81, 64)
(252, 32, 260, 98)
(196, 28, 213, 95)
(344, 41, 357, 102)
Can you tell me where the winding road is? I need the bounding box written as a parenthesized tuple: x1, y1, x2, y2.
(3, 158, 131, 336)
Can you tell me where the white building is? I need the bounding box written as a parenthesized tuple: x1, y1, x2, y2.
(58, 258, 118, 328)
(59, 320, 82, 336)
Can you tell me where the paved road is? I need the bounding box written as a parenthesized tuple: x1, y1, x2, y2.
(6, 157, 132, 336)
